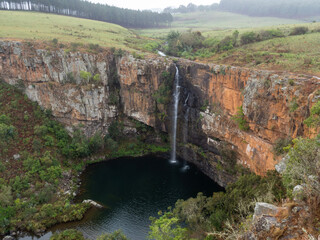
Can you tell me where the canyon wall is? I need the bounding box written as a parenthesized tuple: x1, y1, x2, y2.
(1, 41, 319, 182)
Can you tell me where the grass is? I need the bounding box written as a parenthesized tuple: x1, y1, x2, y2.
(0, 11, 154, 51)
(206, 30, 320, 75)
(136, 10, 303, 38)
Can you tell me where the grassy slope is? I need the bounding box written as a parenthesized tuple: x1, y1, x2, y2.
(0, 11, 153, 51)
(136, 10, 303, 38)
(205, 29, 320, 75)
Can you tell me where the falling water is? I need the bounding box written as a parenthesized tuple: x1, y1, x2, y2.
(182, 93, 190, 170)
(170, 66, 180, 163)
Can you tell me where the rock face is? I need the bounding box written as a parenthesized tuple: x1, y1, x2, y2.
(1, 41, 319, 181)
(176, 60, 320, 175)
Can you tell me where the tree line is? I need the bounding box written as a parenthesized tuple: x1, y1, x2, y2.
(163, 3, 219, 14)
(219, 0, 320, 19)
(0, 0, 173, 28)
(163, 0, 320, 19)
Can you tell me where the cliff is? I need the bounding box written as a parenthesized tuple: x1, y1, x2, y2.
(1, 41, 319, 184)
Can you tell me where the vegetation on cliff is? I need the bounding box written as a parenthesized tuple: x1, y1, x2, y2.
(0, 80, 169, 236)
(148, 171, 286, 239)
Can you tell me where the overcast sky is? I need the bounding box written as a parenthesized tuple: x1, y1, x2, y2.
(89, 0, 220, 11)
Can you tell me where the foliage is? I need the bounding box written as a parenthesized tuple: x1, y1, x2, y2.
(164, 30, 204, 57)
(273, 137, 292, 156)
(290, 26, 309, 36)
(107, 121, 124, 141)
(282, 138, 320, 197)
(50, 229, 85, 240)
(153, 71, 173, 105)
(240, 32, 257, 45)
(232, 106, 250, 131)
(304, 100, 320, 128)
(80, 71, 92, 83)
(173, 171, 285, 236)
(97, 230, 128, 240)
(148, 210, 188, 240)
(93, 74, 101, 83)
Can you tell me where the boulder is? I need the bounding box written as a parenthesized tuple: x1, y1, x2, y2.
(253, 202, 279, 221)
(292, 185, 305, 201)
(83, 199, 103, 208)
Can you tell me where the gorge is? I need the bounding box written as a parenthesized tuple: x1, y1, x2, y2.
(1, 40, 319, 187)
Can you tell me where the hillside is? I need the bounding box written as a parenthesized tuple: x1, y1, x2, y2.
(0, 11, 156, 51)
(137, 11, 304, 38)
(0, 0, 172, 28)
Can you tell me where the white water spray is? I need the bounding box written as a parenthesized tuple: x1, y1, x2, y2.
(170, 66, 180, 163)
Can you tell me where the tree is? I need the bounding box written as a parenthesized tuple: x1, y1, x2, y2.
(148, 211, 188, 240)
(282, 138, 320, 197)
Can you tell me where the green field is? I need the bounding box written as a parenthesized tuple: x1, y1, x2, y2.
(0, 11, 152, 51)
(136, 10, 304, 38)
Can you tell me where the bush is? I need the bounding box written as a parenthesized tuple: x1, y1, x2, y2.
(282, 138, 320, 199)
(232, 106, 250, 131)
(79, 71, 92, 83)
(273, 137, 292, 156)
(50, 229, 85, 240)
(97, 230, 128, 240)
(152, 71, 173, 105)
(240, 32, 257, 45)
(93, 74, 101, 83)
(148, 211, 188, 240)
(304, 100, 320, 128)
(290, 26, 308, 36)
(173, 171, 285, 234)
(258, 29, 284, 41)
(108, 121, 123, 141)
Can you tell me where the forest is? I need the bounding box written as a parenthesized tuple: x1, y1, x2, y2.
(163, 3, 219, 14)
(219, 0, 320, 18)
(0, 0, 173, 28)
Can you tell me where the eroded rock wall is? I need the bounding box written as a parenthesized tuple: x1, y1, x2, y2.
(1, 41, 319, 179)
(177, 60, 320, 175)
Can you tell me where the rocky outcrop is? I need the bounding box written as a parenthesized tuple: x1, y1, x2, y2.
(1, 41, 319, 180)
(245, 202, 318, 239)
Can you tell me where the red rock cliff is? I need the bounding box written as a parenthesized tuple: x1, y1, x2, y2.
(1, 41, 319, 178)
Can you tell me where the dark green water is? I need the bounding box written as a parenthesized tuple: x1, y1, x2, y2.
(75, 155, 223, 239)
(20, 155, 223, 240)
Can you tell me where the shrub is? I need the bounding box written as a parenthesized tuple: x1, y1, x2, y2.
(51, 229, 85, 240)
(152, 71, 173, 105)
(79, 71, 92, 83)
(232, 106, 250, 131)
(282, 138, 320, 199)
(148, 211, 188, 240)
(0, 123, 16, 143)
(64, 72, 76, 84)
(289, 100, 299, 112)
(93, 74, 101, 83)
(97, 230, 128, 240)
(304, 100, 320, 128)
(0, 115, 11, 125)
(240, 32, 257, 45)
(258, 29, 284, 41)
(108, 121, 123, 141)
(290, 26, 308, 36)
(88, 43, 100, 51)
(52, 38, 58, 46)
(273, 137, 292, 156)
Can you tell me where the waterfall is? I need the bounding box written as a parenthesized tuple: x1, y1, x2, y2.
(170, 66, 180, 163)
